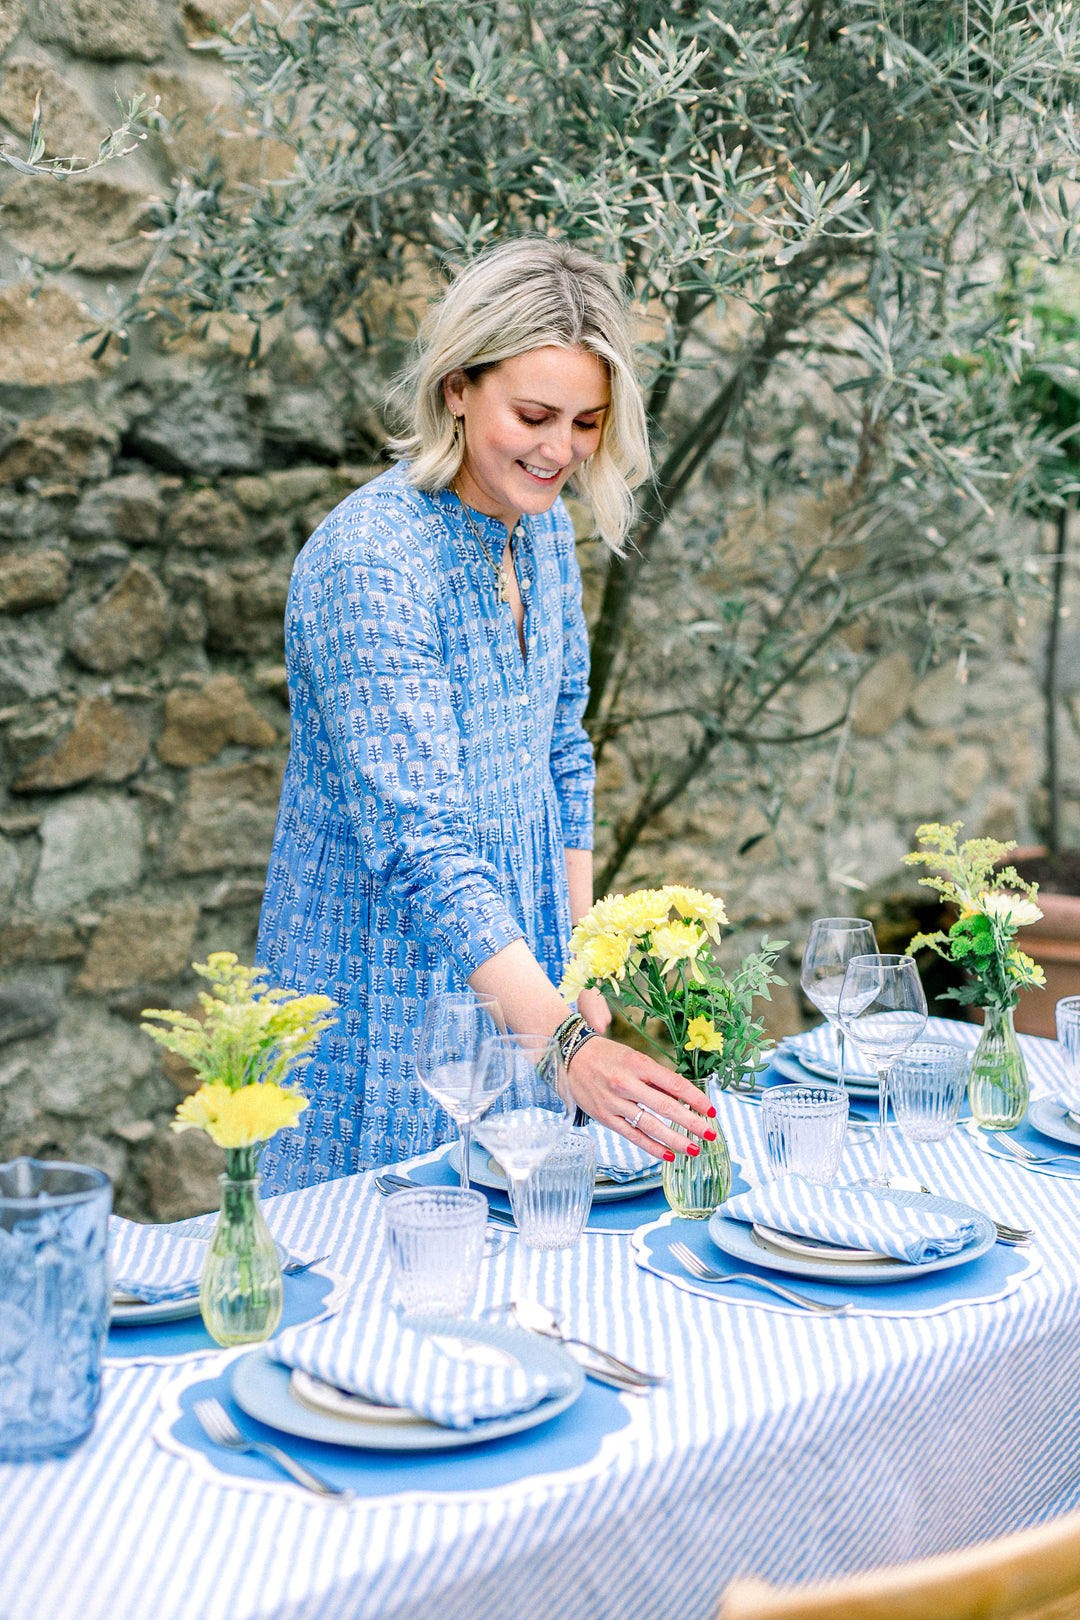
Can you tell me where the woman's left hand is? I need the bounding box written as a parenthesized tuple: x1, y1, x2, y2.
(577, 985, 611, 1034)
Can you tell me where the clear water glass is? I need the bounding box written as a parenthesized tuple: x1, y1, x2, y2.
(890, 1042, 969, 1142)
(0, 1157, 112, 1462)
(383, 1187, 488, 1316)
(415, 991, 507, 1192)
(800, 917, 878, 1092)
(508, 1130, 597, 1250)
(760, 1086, 849, 1185)
(1054, 997, 1080, 1116)
(472, 1035, 574, 1184)
(838, 953, 928, 1188)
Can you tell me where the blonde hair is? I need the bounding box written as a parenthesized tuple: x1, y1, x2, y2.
(387, 238, 650, 552)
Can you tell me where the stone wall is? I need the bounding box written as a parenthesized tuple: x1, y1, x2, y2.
(0, 1, 1066, 1218)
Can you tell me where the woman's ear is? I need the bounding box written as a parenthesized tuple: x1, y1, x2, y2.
(442, 370, 466, 415)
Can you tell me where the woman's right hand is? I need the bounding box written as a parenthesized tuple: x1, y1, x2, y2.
(564, 1035, 717, 1161)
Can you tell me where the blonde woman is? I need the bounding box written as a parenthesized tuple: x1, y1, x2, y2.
(257, 238, 716, 1192)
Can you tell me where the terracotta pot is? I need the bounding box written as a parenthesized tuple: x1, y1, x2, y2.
(1006, 847, 1080, 1039)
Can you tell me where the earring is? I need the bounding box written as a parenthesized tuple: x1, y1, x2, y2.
(452, 414, 462, 446)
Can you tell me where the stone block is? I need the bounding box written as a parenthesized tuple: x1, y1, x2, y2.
(12, 695, 148, 791)
(265, 467, 337, 508)
(909, 663, 966, 727)
(126, 386, 262, 477)
(75, 901, 200, 994)
(0, 284, 118, 390)
(964, 662, 1033, 714)
(0, 0, 28, 53)
(891, 749, 950, 821)
(977, 791, 1021, 843)
(0, 915, 83, 964)
(945, 743, 990, 803)
(0, 836, 18, 905)
(0, 177, 156, 275)
(852, 653, 915, 737)
(262, 389, 346, 463)
(68, 562, 169, 673)
(163, 486, 246, 552)
(141, 66, 291, 186)
(67, 1130, 126, 1186)
(202, 877, 266, 909)
(205, 563, 290, 655)
(0, 57, 104, 162)
(0, 406, 118, 484)
(0, 627, 60, 703)
(36, 1006, 153, 1118)
(70, 473, 164, 543)
(826, 818, 908, 889)
(0, 550, 70, 613)
(168, 757, 284, 874)
(32, 792, 142, 910)
(157, 672, 276, 766)
(0, 981, 60, 1047)
(29, 0, 164, 60)
(142, 1128, 224, 1222)
(180, 0, 251, 42)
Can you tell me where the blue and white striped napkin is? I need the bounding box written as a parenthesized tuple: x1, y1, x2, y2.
(109, 1216, 207, 1303)
(781, 1025, 877, 1080)
(589, 1122, 658, 1180)
(269, 1302, 577, 1430)
(718, 1176, 980, 1264)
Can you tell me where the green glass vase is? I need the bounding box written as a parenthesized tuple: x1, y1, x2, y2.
(661, 1088, 732, 1219)
(200, 1169, 283, 1347)
(968, 1004, 1029, 1129)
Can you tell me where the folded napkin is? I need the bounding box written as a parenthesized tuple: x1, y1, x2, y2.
(718, 1175, 979, 1264)
(589, 1122, 659, 1179)
(269, 1302, 577, 1430)
(782, 1025, 877, 1080)
(108, 1216, 208, 1304)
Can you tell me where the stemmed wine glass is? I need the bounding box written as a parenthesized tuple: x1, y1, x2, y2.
(801, 918, 878, 1092)
(837, 954, 928, 1188)
(473, 1034, 575, 1293)
(415, 992, 508, 1191)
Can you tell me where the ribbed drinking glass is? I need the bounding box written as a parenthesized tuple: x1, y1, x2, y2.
(507, 1129, 596, 1249)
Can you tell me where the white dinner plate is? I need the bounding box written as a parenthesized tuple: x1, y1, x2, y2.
(448, 1140, 663, 1202)
(289, 1335, 521, 1428)
(708, 1188, 996, 1285)
(1028, 1096, 1080, 1151)
(232, 1319, 584, 1451)
(111, 1294, 202, 1326)
(771, 1050, 879, 1098)
(751, 1223, 888, 1264)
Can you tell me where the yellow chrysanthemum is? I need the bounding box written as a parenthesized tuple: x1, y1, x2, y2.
(172, 1082, 308, 1148)
(558, 954, 592, 1000)
(1007, 948, 1047, 987)
(650, 920, 708, 977)
(663, 885, 728, 943)
(684, 1016, 724, 1053)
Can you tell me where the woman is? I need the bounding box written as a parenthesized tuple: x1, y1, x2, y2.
(256, 238, 715, 1193)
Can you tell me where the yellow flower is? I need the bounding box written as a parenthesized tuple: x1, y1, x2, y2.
(684, 1016, 724, 1053)
(979, 891, 1043, 929)
(650, 920, 707, 977)
(663, 885, 728, 943)
(172, 1082, 308, 1148)
(1007, 948, 1046, 987)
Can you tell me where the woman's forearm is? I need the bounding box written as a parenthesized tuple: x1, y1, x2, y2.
(467, 938, 569, 1038)
(563, 846, 594, 925)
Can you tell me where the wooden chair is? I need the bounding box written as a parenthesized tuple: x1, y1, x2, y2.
(718, 1507, 1080, 1620)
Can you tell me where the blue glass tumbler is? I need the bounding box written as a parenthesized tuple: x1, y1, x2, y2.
(0, 1158, 112, 1461)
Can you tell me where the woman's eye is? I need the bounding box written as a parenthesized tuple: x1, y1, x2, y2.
(575, 419, 601, 431)
(518, 413, 547, 426)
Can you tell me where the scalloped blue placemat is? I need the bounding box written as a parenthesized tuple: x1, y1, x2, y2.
(967, 1114, 1080, 1180)
(633, 1211, 1040, 1318)
(153, 1349, 636, 1502)
(105, 1268, 343, 1365)
(400, 1145, 748, 1234)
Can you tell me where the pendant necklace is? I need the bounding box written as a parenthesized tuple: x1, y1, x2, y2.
(453, 484, 515, 604)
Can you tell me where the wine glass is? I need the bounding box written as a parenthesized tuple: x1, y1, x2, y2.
(473, 1034, 575, 1293)
(837, 954, 927, 1188)
(801, 918, 878, 1092)
(415, 992, 508, 1191)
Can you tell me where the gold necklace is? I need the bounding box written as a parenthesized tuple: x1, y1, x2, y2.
(453, 485, 515, 604)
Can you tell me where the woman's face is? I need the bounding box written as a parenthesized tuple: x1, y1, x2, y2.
(443, 346, 609, 529)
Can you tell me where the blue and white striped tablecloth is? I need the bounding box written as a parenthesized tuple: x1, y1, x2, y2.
(2, 1025, 1080, 1620)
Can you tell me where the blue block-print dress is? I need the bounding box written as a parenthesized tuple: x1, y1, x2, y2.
(256, 463, 595, 1193)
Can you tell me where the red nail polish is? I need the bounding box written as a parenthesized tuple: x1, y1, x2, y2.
(687, 1142, 701, 1157)
(662, 1150, 676, 1162)
(703, 1128, 717, 1142)
(707, 1106, 717, 1118)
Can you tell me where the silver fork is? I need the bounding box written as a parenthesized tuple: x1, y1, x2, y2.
(668, 1241, 850, 1315)
(194, 1398, 353, 1501)
(993, 1132, 1078, 1170)
(283, 1253, 331, 1275)
(374, 1173, 516, 1228)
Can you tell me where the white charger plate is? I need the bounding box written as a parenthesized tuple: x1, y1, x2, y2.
(751, 1223, 888, 1264)
(1028, 1096, 1080, 1151)
(448, 1140, 663, 1202)
(771, 1049, 879, 1097)
(709, 1188, 995, 1285)
(232, 1319, 584, 1451)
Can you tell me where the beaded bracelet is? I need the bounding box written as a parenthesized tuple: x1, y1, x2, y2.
(552, 1012, 599, 1128)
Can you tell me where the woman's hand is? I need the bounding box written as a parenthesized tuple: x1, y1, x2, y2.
(564, 1036, 716, 1161)
(576, 985, 611, 1034)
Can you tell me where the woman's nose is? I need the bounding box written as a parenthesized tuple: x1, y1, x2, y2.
(539, 422, 574, 465)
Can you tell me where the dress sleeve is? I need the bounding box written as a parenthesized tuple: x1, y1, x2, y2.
(292, 514, 525, 979)
(547, 521, 596, 851)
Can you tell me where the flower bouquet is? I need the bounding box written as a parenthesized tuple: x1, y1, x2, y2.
(142, 953, 335, 1345)
(560, 886, 786, 1217)
(905, 822, 1045, 1127)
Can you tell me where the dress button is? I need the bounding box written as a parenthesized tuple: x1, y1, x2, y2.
(513, 525, 526, 539)
(519, 748, 531, 766)
(518, 692, 529, 705)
